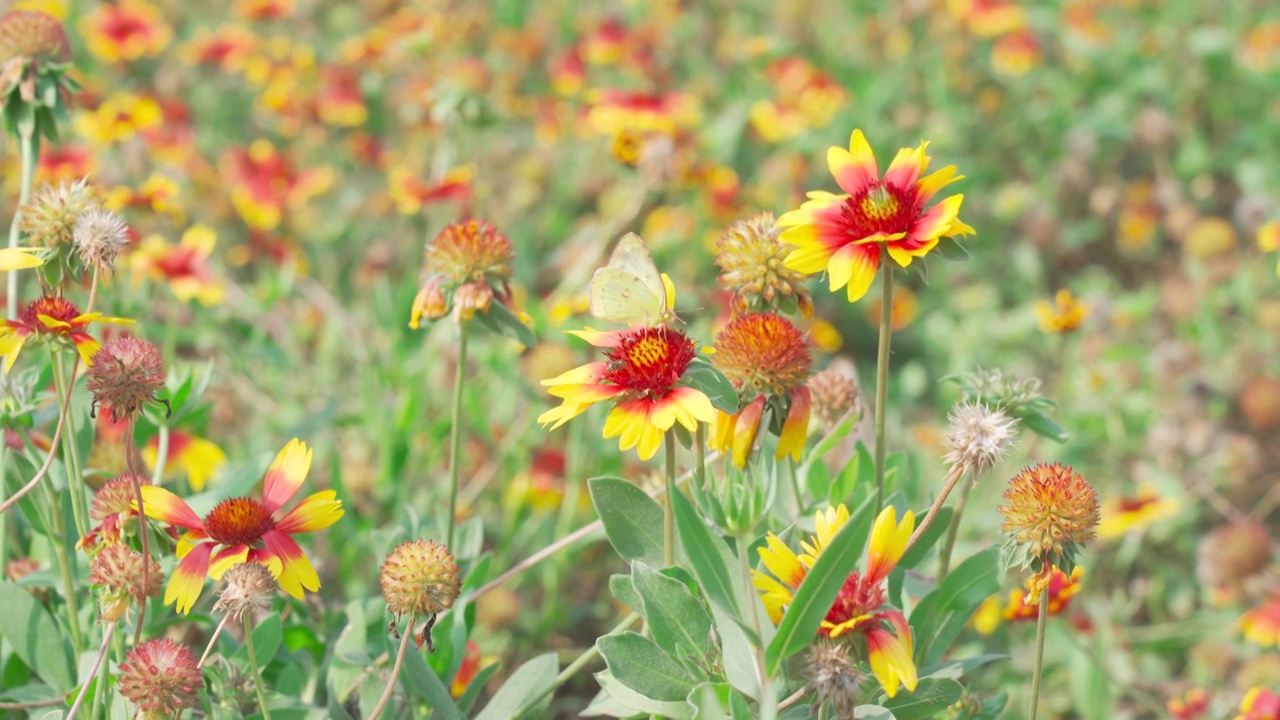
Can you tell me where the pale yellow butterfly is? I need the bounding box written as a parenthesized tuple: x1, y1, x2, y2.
(588, 233, 678, 326)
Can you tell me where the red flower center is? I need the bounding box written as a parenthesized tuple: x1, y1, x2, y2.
(101, 12, 151, 45)
(825, 571, 885, 628)
(20, 296, 81, 332)
(603, 326, 696, 398)
(203, 497, 275, 547)
(840, 182, 921, 239)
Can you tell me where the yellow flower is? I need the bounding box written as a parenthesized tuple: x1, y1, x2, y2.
(74, 93, 162, 145)
(1035, 289, 1089, 333)
(1097, 485, 1179, 541)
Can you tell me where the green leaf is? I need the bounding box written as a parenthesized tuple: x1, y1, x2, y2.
(475, 653, 558, 720)
(596, 670, 694, 719)
(854, 705, 898, 719)
(598, 632, 699, 701)
(709, 603, 761, 700)
(671, 488, 742, 620)
(688, 682, 727, 719)
(920, 653, 1006, 680)
(590, 477, 666, 566)
(475, 299, 537, 347)
(1020, 409, 1069, 443)
(765, 495, 876, 674)
(401, 642, 466, 720)
(0, 582, 74, 692)
(910, 548, 1001, 668)
(233, 614, 283, 671)
(898, 506, 953, 570)
(609, 573, 643, 613)
(633, 562, 713, 661)
(679, 357, 738, 414)
(933, 236, 971, 262)
(880, 678, 963, 719)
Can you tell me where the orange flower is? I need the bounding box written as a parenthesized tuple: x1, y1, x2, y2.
(1036, 289, 1089, 333)
(0, 295, 133, 371)
(223, 140, 333, 230)
(80, 0, 171, 63)
(133, 225, 224, 306)
(779, 129, 973, 303)
(388, 166, 474, 215)
(138, 439, 343, 613)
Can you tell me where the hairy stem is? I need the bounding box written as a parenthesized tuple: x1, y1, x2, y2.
(1028, 591, 1049, 720)
(445, 320, 470, 550)
(906, 463, 965, 552)
(873, 263, 894, 512)
(936, 468, 974, 579)
(366, 614, 415, 720)
(245, 613, 273, 720)
(66, 621, 115, 720)
(198, 613, 231, 668)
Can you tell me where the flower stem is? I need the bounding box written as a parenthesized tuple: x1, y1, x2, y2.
(149, 423, 170, 486)
(873, 263, 894, 512)
(906, 463, 964, 551)
(511, 612, 641, 718)
(738, 533, 775, 720)
(936, 468, 974, 579)
(445, 320, 470, 550)
(1028, 590, 1050, 720)
(244, 613, 273, 720)
(664, 429, 676, 567)
(45, 479, 83, 653)
(694, 423, 707, 492)
(123, 419, 150, 645)
(7, 128, 36, 321)
(66, 621, 115, 720)
(366, 614, 414, 720)
(50, 350, 89, 540)
(0, 445, 9, 566)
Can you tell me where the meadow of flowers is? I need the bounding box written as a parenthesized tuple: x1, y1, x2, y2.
(0, 0, 1277, 718)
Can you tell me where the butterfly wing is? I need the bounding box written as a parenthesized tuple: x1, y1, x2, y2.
(589, 267, 663, 326)
(605, 234, 667, 314)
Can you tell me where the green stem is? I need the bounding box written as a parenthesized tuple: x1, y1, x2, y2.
(445, 320, 469, 550)
(50, 350, 89, 540)
(873, 263, 894, 512)
(936, 468, 974, 580)
(244, 614, 273, 720)
(0, 444, 9, 566)
(511, 612, 641, 718)
(149, 424, 170, 486)
(663, 429, 676, 567)
(366, 614, 414, 720)
(738, 533, 775, 720)
(694, 423, 707, 493)
(7, 128, 36, 320)
(786, 458, 804, 515)
(66, 621, 114, 720)
(1028, 590, 1049, 720)
(45, 480, 83, 653)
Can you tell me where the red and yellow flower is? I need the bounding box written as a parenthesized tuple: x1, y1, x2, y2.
(181, 25, 260, 71)
(223, 140, 333, 230)
(1240, 595, 1280, 649)
(1168, 688, 1209, 720)
(0, 295, 133, 371)
(1097, 485, 1179, 541)
(780, 129, 973, 303)
(132, 225, 224, 306)
(106, 173, 183, 220)
(388, 166, 474, 215)
(1237, 688, 1280, 720)
(974, 566, 1085, 635)
(710, 313, 811, 466)
(74, 93, 163, 146)
(144, 431, 228, 492)
(539, 325, 715, 461)
(753, 504, 918, 698)
(79, 0, 171, 63)
(137, 439, 343, 613)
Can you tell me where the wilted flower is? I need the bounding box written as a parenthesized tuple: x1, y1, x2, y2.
(0, 10, 70, 66)
(72, 207, 130, 271)
(715, 212, 813, 317)
(808, 641, 861, 718)
(808, 366, 861, 433)
(1036, 289, 1089, 333)
(411, 219, 514, 327)
(213, 562, 277, 621)
(79, 474, 148, 550)
(117, 639, 202, 717)
(85, 335, 166, 421)
(89, 542, 161, 622)
(999, 463, 1098, 598)
(380, 539, 461, 617)
(952, 367, 1052, 419)
(943, 401, 1018, 475)
(710, 313, 811, 466)
(779, 129, 973, 303)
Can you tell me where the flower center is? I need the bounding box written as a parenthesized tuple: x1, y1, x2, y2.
(713, 313, 810, 396)
(825, 571, 885, 628)
(1116, 495, 1157, 514)
(203, 497, 275, 547)
(603, 326, 696, 397)
(841, 181, 919, 239)
(20, 296, 81, 331)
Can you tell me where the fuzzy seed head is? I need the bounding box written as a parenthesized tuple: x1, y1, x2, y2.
(85, 335, 166, 421)
(214, 562, 277, 621)
(1196, 520, 1273, 594)
(117, 638, 203, 716)
(943, 401, 1019, 475)
(808, 366, 861, 432)
(89, 542, 161, 622)
(807, 641, 860, 718)
(999, 463, 1099, 570)
(423, 219, 512, 286)
(716, 212, 813, 315)
(92, 474, 147, 520)
(73, 207, 130, 270)
(713, 312, 811, 397)
(380, 539, 461, 617)
(0, 10, 71, 64)
(20, 179, 95, 249)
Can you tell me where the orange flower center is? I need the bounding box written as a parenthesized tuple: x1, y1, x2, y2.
(825, 571, 884, 629)
(204, 497, 275, 547)
(841, 182, 920, 238)
(603, 326, 696, 397)
(19, 296, 81, 332)
(713, 313, 810, 396)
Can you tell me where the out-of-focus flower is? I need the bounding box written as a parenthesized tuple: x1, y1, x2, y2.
(381, 538, 461, 618)
(504, 447, 567, 513)
(581, 18, 629, 65)
(317, 66, 367, 127)
(85, 335, 165, 421)
(0, 9, 71, 66)
(223, 140, 333, 230)
(79, 0, 171, 63)
(410, 219, 514, 328)
(144, 430, 227, 492)
(973, 566, 1085, 634)
(117, 639, 202, 715)
(864, 286, 919, 331)
(138, 439, 343, 613)
(539, 325, 714, 460)
(181, 25, 259, 71)
(105, 173, 182, 220)
(89, 541, 161, 622)
(780, 129, 973, 303)
(583, 89, 699, 165)
(1239, 21, 1280, 72)
(809, 318, 843, 354)
(1117, 180, 1161, 252)
(1168, 688, 1210, 720)
(754, 504, 917, 698)
(999, 463, 1098, 599)
(949, 0, 1026, 36)
(132, 225, 224, 306)
(1258, 220, 1280, 275)
(1236, 688, 1280, 720)
(236, 0, 293, 21)
(1241, 596, 1280, 649)
(388, 166, 474, 215)
(451, 640, 482, 698)
(808, 366, 861, 433)
(710, 313, 811, 466)
(1036, 289, 1089, 333)
(548, 48, 586, 96)
(992, 30, 1042, 77)
(36, 144, 94, 184)
(0, 295, 133, 371)
(1097, 485, 1179, 540)
(749, 56, 846, 143)
(74, 93, 163, 144)
(1184, 216, 1238, 261)
(715, 212, 813, 317)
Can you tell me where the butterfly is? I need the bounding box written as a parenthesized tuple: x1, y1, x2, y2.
(588, 233, 679, 326)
